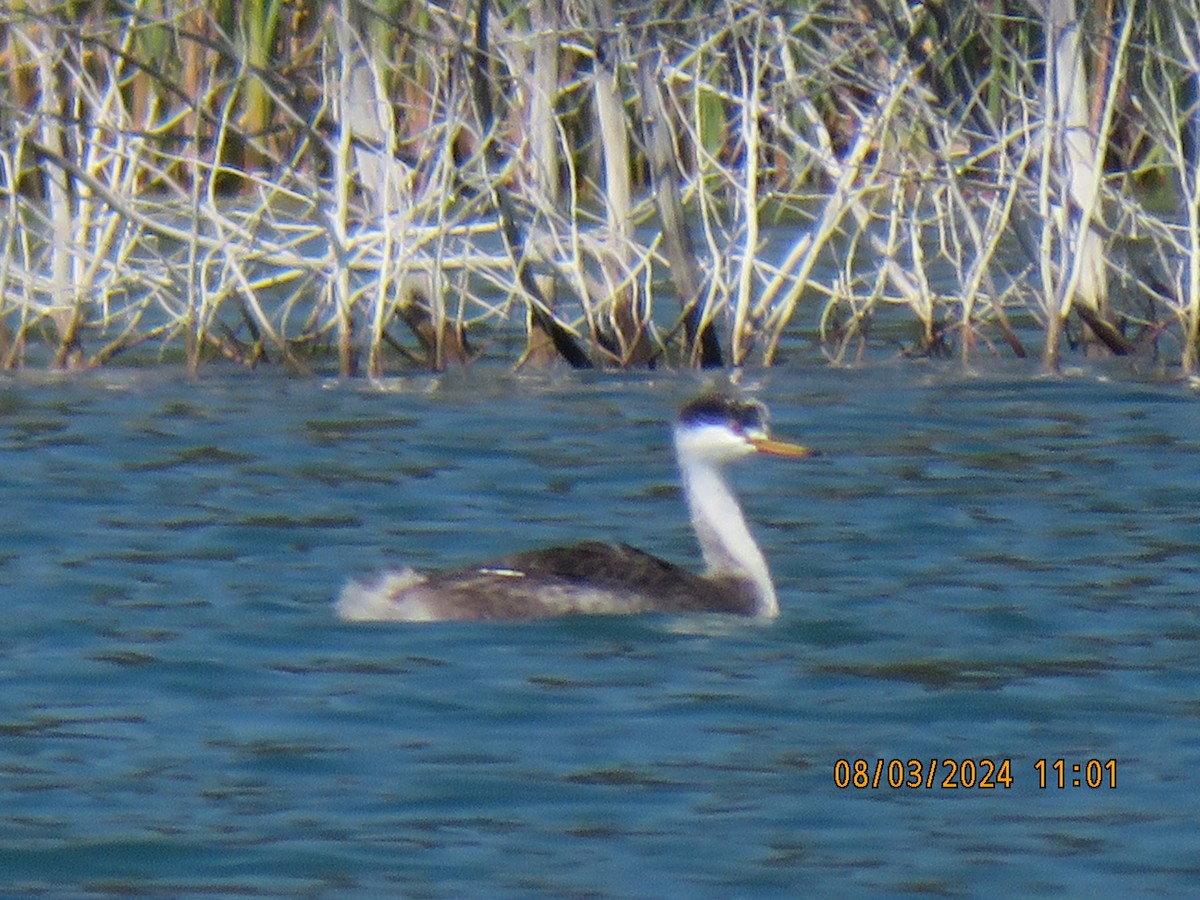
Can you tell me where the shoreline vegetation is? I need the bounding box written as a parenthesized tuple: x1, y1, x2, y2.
(0, 0, 1197, 376)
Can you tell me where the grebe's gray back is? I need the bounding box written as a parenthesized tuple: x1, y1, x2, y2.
(336, 392, 811, 622)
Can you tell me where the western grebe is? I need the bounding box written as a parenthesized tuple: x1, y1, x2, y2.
(335, 392, 811, 622)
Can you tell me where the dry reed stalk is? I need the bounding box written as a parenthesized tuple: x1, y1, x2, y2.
(20, 10, 78, 366)
(634, 49, 720, 366)
(729, 13, 764, 367)
(333, 14, 384, 376)
(2, 1, 1199, 375)
(6, 8, 179, 367)
(1166, 7, 1200, 372)
(936, 100, 1035, 361)
(519, 0, 565, 366)
(589, 0, 649, 365)
(755, 70, 914, 365)
(1042, 3, 1135, 370)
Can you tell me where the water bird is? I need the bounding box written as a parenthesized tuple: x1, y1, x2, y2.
(336, 392, 812, 622)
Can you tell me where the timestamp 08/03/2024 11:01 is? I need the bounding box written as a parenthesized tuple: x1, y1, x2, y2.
(832, 758, 1118, 790)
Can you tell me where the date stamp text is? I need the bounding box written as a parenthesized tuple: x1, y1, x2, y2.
(833, 758, 1117, 790)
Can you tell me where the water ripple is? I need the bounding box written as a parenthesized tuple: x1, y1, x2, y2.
(0, 364, 1197, 896)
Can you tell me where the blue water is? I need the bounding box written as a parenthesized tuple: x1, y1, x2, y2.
(1, 362, 1198, 897)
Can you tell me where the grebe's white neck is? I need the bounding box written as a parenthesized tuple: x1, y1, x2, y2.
(675, 430, 778, 617)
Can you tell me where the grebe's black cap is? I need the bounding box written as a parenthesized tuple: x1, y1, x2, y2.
(677, 392, 768, 434)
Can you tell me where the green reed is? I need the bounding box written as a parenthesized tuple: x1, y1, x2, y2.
(0, 1, 1198, 374)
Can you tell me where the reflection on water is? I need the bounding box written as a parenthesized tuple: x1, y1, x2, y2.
(0, 363, 1198, 896)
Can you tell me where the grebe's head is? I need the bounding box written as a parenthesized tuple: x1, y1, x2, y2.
(673, 393, 811, 465)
